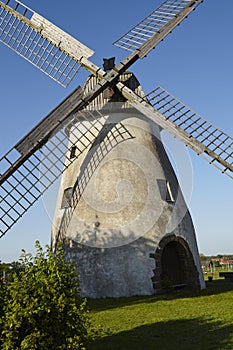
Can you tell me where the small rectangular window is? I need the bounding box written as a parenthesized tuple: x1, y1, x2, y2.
(157, 179, 174, 204)
(70, 146, 77, 159)
(61, 187, 73, 208)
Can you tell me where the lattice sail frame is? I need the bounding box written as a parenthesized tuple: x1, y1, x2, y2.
(0, 0, 94, 86)
(146, 87, 233, 177)
(0, 102, 133, 237)
(113, 0, 202, 56)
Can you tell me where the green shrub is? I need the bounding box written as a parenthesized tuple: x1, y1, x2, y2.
(1, 241, 89, 350)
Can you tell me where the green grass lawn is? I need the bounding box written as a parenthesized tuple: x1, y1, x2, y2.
(87, 277, 233, 350)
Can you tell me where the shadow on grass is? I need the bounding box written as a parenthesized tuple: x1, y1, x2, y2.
(88, 279, 233, 312)
(89, 318, 233, 350)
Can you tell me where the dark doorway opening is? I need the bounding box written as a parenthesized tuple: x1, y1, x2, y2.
(161, 241, 186, 285)
(152, 235, 200, 292)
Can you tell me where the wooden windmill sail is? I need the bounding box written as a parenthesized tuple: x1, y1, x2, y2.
(0, 0, 232, 296)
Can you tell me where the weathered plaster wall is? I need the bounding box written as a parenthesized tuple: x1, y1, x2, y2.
(51, 73, 205, 298)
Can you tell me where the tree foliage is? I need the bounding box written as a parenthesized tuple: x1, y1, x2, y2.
(0, 241, 89, 350)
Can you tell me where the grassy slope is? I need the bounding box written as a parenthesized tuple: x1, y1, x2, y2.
(88, 278, 233, 350)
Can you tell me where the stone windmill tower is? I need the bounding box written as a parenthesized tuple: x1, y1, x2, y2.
(0, 0, 232, 297)
(51, 67, 205, 297)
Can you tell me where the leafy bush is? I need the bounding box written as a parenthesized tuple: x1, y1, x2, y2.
(1, 241, 89, 350)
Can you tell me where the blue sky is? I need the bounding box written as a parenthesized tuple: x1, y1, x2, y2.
(0, 0, 232, 261)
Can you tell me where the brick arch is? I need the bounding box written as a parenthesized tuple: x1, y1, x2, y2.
(151, 235, 200, 293)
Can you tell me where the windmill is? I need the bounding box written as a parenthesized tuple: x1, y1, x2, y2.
(0, 0, 232, 297)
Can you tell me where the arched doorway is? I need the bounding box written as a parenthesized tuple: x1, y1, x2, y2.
(161, 240, 191, 286)
(151, 235, 200, 293)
